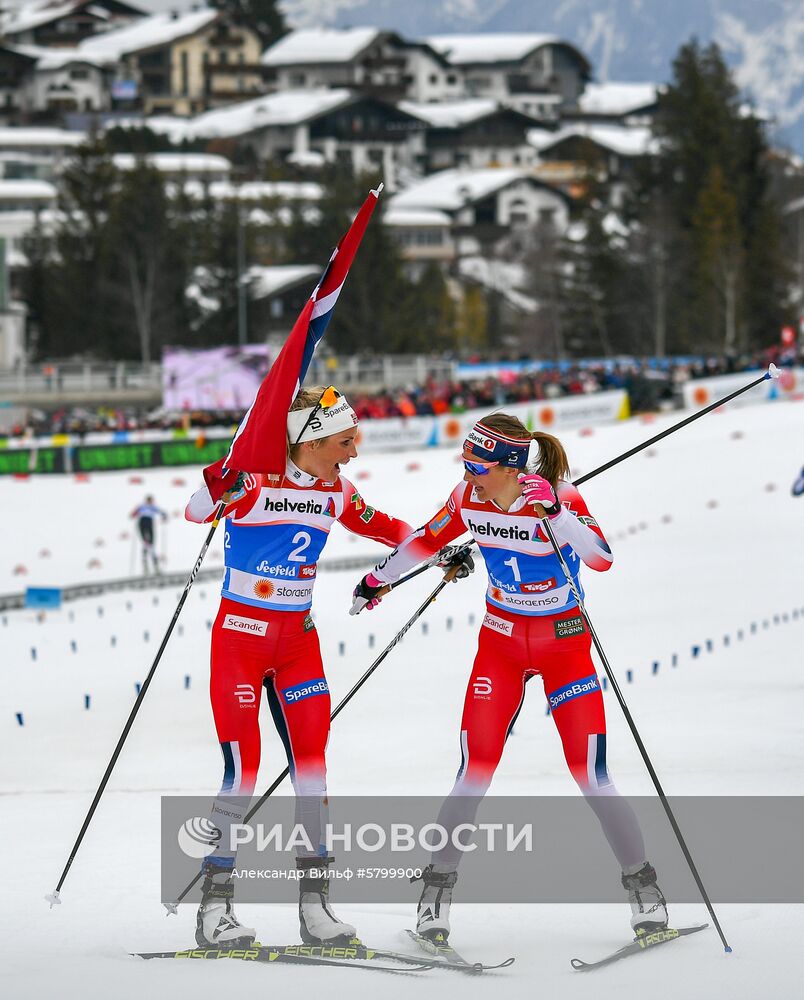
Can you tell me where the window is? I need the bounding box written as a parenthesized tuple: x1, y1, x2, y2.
(180, 51, 188, 95)
(429, 74, 438, 84)
(509, 198, 530, 228)
(69, 68, 89, 81)
(538, 207, 556, 227)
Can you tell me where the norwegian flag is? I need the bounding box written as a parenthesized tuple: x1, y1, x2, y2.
(203, 185, 382, 500)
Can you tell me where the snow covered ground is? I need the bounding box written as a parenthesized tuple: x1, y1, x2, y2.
(3, 397, 804, 998)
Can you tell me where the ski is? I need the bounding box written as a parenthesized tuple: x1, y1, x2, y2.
(405, 928, 515, 973)
(132, 941, 433, 974)
(570, 923, 709, 972)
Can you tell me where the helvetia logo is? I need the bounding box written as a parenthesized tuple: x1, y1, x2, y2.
(467, 518, 530, 541)
(264, 497, 323, 514)
(323, 497, 336, 518)
(177, 817, 221, 859)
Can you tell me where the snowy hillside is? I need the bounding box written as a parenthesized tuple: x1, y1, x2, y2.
(3, 395, 804, 998)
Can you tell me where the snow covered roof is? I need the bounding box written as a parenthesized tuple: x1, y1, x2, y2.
(11, 43, 104, 70)
(2, 1, 146, 37)
(247, 264, 320, 299)
(531, 124, 658, 157)
(384, 208, 452, 227)
(2, 2, 81, 37)
(426, 33, 562, 65)
(78, 8, 217, 62)
(286, 149, 326, 168)
(398, 99, 500, 128)
(181, 89, 355, 139)
(111, 152, 231, 174)
(261, 27, 381, 66)
(180, 180, 323, 201)
(0, 179, 57, 200)
(389, 167, 531, 212)
(578, 83, 659, 116)
(0, 127, 87, 149)
(458, 256, 536, 313)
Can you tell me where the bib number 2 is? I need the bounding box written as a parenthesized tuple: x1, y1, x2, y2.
(288, 531, 312, 562)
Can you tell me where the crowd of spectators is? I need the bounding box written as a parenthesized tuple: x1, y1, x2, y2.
(3, 344, 799, 439)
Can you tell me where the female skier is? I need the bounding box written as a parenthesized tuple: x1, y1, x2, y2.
(351, 413, 668, 941)
(186, 386, 412, 949)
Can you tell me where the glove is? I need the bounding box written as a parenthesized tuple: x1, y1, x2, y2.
(350, 572, 385, 616)
(431, 545, 475, 580)
(518, 473, 562, 517)
(221, 471, 247, 506)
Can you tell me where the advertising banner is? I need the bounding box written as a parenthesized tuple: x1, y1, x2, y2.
(681, 368, 803, 410)
(0, 392, 628, 474)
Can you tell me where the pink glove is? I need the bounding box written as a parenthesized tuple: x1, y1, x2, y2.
(350, 572, 385, 616)
(518, 474, 562, 516)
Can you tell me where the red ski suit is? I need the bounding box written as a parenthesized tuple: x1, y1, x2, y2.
(186, 463, 411, 860)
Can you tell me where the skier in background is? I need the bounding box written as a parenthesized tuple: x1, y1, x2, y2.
(130, 495, 167, 575)
(352, 414, 669, 943)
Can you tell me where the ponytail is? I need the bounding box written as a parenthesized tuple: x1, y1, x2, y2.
(529, 431, 570, 489)
(477, 413, 570, 489)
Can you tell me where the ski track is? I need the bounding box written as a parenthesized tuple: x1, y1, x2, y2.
(3, 397, 804, 998)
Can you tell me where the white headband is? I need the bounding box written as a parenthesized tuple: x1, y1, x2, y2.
(287, 394, 358, 444)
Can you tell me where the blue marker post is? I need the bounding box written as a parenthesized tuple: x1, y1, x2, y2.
(184, 675, 191, 690)
(84, 695, 91, 710)
(16, 712, 24, 726)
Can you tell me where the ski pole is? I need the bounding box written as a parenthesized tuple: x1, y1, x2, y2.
(533, 502, 731, 953)
(575, 364, 779, 487)
(165, 553, 471, 913)
(46, 500, 228, 909)
(377, 542, 476, 598)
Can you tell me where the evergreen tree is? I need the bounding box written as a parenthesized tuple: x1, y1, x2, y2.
(650, 39, 790, 351)
(26, 136, 120, 358)
(210, 0, 287, 49)
(106, 161, 192, 363)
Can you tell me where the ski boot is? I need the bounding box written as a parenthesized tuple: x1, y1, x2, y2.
(415, 863, 458, 941)
(297, 857, 356, 944)
(195, 861, 256, 948)
(622, 861, 668, 934)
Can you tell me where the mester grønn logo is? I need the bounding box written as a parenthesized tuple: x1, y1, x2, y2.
(177, 817, 222, 859)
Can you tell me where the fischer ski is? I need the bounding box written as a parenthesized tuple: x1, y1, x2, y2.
(571, 924, 709, 972)
(405, 929, 515, 973)
(132, 941, 433, 974)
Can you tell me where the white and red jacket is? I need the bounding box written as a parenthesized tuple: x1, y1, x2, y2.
(186, 460, 411, 612)
(372, 480, 613, 617)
